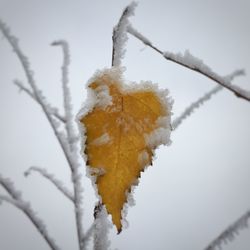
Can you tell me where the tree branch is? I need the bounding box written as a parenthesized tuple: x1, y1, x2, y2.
(0, 18, 73, 172)
(204, 210, 250, 250)
(127, 25, 250, 102)
(50, 40, 85, 249)
(24, 166, 74, 202)
(172, 85, 222, 130)
(82, 223, 95, 250)
(0, 175, 61, 250)
(93, 203, 111, 250)
(0, 18, 85, 250)
(112, 1, 137, 67)
(51, 40, 85, 250)
(14, 79, 66, 123)
(172, 69, 245, 130)
(51, 40, 77, 145)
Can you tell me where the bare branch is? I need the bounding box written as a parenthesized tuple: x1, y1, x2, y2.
(0, 175, 61, 250)
(24, 166, 74, 202)
(112, 1, 137, 67)
(82, 223, 95, 250)
(14, 79, 66, 123)
(71, 168, 85, 250)
(0, 19, 85, 250)
(0, 174, 22, 200)
(0, 18, 73, 172)
(225, 69, 246, 81)
(172, 69, 246, 130)
(172, 85, 222, 130)
(204, 210, 250, 250)
(93, 203, 111, 250)
(50, 41, 85, 249)
(51, 40, 77, 145)
(127, 25, 250, 102)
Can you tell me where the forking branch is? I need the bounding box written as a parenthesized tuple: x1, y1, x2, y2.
(127, 25, 250, 102)
(24, 166, 74, 202)
(0, 174, 61, 250)
(112, 1, 137, 67)
(111, 4, 250, 250)
(0, 18, 85, 250)
(13, 79, 66, 123)
(0, 1, 249, 250)
(172, 69, 245, 130)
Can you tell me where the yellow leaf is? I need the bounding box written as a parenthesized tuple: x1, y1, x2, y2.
(78, 68, 172, 232)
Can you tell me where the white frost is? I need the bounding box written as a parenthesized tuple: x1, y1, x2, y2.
(95, 85, 113, 109)
(121, 187, 136, 230)
(145, 127, 171, 148)
(92, 133, 111, 146)
(94, 205, 112, 250)
(172, 86, 222, 130)
(205, 210, 250, 250)
(164, 50, 211, 72)
(138, 150, 150, 169)
(77, 67, 124, 119)
(0, 174, 61, 250)
(164, 50, 250, 101)
(128, 24, 250, 101)
(145, 116, 172, 149)
(127, 24, 152, 46)
(24, 166, 74, 202)
(123, 80, 173, 115)
(112, 1, 138, 67)
(172, 69, 246, 130)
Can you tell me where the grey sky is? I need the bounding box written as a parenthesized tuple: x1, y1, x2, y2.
(0, 0, 249, 250)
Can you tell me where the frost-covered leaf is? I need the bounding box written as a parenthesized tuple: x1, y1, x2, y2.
(78, 68, 172, 232)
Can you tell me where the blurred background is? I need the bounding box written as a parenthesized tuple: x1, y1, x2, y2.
(0, 0, 249, 249)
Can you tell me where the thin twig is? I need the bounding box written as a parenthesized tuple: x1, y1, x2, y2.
(172, 85, 222, 130)
(0, 175, 61, 250)
(127, 25, 250, 102)
(72, 169, 85, 250)
(51, 40, 84, 250)
(93, 203, 111, 250)
(172, 69, 245, 130)
(204, 210, 250, 250)
(82, 223, 95, 250)
(112, 1, 137, 67)
(14, 79, 66, 123)
(0, 18, 85, 250)
(51, 41, 76, 145)
(0, 19, 73, 172)
(24, 166, 74, 202)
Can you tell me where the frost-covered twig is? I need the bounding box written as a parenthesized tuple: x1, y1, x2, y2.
(0, 19, 72, 171)
(24, 166, 74, 202)
(172, 85, 222, 130)
(112, 1, 137, 67)
(50, 41, 84, 249)
(14, 79, 66, 123)
(127, 25, 151, 46)
(71, 169, 85, 250)
(0, 175, 60, 250)
(0, 18, 85, 250)
(172, 69, 245, 130)
(93, 203, 111, 250)
(0, 174, 22, 200)
(51, 40, 76, 145)
(204, 210, 250, 250)
(82, 223, 95, 250)
(127, 25, 250, 102)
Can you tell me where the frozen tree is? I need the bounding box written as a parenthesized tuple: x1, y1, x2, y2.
(0, 1, 249, 250)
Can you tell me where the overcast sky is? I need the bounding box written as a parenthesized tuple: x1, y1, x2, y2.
(0, 0, 250, 250)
